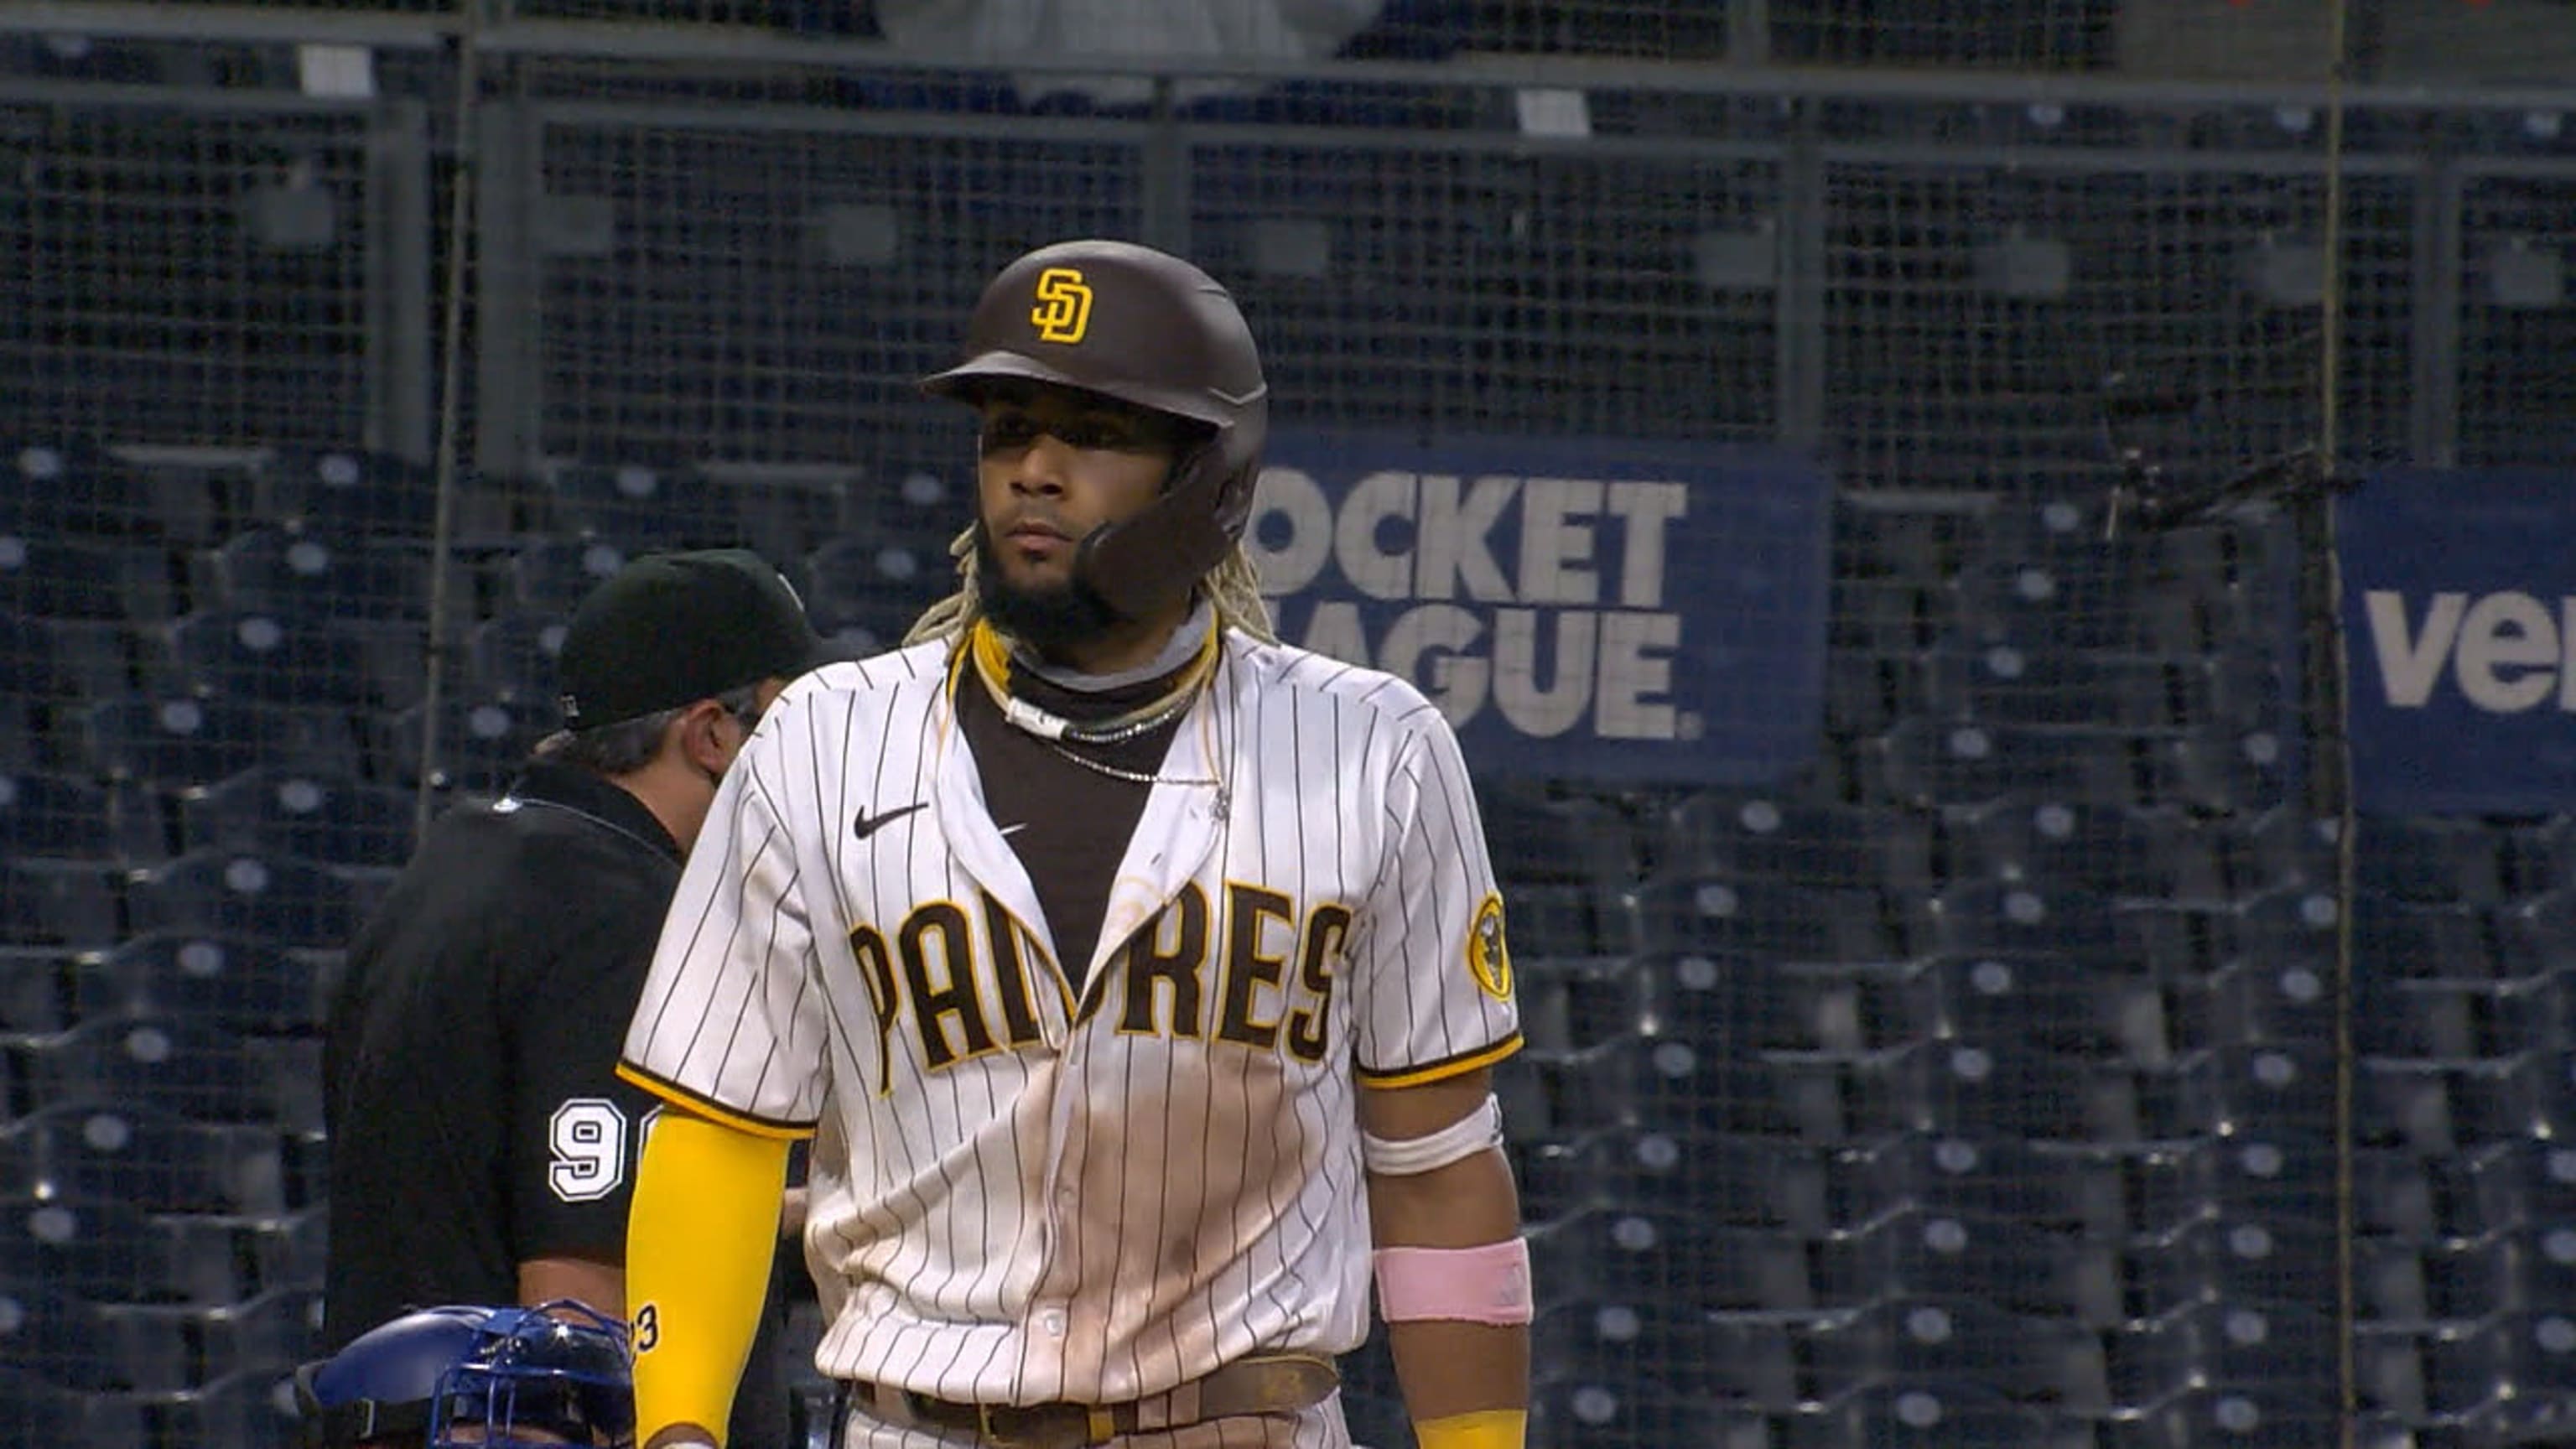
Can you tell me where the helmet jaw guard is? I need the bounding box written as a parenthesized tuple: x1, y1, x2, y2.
(923, 238, 1269, 621)
(1072, 438, 1259, 621)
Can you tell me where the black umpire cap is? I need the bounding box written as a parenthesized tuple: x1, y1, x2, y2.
(556, 548, 830, 730)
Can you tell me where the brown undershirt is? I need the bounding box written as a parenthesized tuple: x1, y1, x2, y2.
(953, 657, 1192, 994)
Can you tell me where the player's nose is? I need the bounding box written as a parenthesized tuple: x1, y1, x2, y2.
(1007, 432, 1075, 495)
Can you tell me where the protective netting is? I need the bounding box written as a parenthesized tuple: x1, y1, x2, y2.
(3, 5, 2574, 1448)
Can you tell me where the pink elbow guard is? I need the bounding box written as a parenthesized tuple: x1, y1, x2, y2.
(1372, 1239, 1535, 1326)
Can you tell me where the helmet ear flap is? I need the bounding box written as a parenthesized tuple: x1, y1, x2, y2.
(1073, 440, 1244, 621)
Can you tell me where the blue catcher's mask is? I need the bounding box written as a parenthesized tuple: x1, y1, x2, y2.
(294, 1301, 636, 1447)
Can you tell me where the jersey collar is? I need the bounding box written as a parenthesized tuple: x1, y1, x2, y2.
(504, 761, 685, 865)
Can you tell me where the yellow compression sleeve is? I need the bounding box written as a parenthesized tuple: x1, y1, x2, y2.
(1415, 1410, 1528, 1449)
(626, 1109, 792, 1446)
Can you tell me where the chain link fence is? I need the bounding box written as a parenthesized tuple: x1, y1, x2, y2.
(2, 5, 2573, 1447)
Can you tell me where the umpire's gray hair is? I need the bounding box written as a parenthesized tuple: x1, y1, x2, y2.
(529, 683, 766, 777)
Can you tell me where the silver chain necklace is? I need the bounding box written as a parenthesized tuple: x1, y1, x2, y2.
(1041, 738, 1228, 821)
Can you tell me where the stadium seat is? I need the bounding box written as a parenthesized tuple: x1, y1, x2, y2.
(1951, 797, 2240, 902)
(1655, 793, 1937, 896)
(0, 1189, 200, 1303)
(498, 534, 639, 615)
(372, 694, 552, 796)
(0, 1282, 188, 1392)
(1800, 1296, 2111, 1412)
(708, 463, 861, 567)
(0, 614, 55, 771)
(2149, 726, 2294, 815)
(1863, 950, 2116, 1056)
(10, 439, 220, 543)
(2423, 1310, 2576, 1426)
(80, 695, 363, 792)
(1860, 718, 2140, 810)
(1825, 1133, 2116, 1238)
(2111, 1384, 2349, 1449)
(799, 536, 943, 643)
(1530, 1298, 1805, 1412)
(179, 766, 418, 870)
(259, 447, 439, 539)
(2359, 815, 2511, 906)
(1527, 1375, 1773, 1449)
(1525, 1205, 1815, 1313)
(1630, 950, 1831, 1055)
(1477, 779, 1642, 891)
(96, 1287, 318, 1394)
(1518, 1034, 1800, 1140)
(0, 1366, 150, 1446)
(2159, 954, 2336, 1057)
(1519, 1128, 1830, 1235)
(0, 768, 163, 864)
(0, 947, 72, 1036)
(0, 530, 177, 624)
(1513, 955, 1644, 1054)
(1919, 641, 2219, 732)
(1772, 1037, 2142, 1145)
(1783, 1379, 2065, 1449)
(2501, 815, 2576, 898)
(2496, 887, 2576, 970)
(194, 529, 434, 626)
(23, 1015, 318, 1130)
(152, 611, 387, 711)
(72, 932, 330, 1037)
(1919, 880, 2121, 969)
(143, 1362, 309, 1449)
(2125, 1211, 2339, 1317)
(2355, 895, 2504, 982)
(542, 459, 736, 548)
(2132, 1135, 2444, 1241)
(465, 610, 569, 705)
(0, 858, 121, 948)
(2360, 1051, 2572, 1157)
(1504, 883, 1616, 958)
(1629, 875, 1903, 963)
(124, 850, 363, 952)
(1812, 1207, 2116, 1323)
(2466, 1139, 2576, 1239)
(8, 1099, 283, 1216)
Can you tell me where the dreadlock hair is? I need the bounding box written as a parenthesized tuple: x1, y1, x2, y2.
(902, 522, 1279, 649)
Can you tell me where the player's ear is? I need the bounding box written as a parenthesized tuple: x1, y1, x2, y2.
(672, 697, 738, 779)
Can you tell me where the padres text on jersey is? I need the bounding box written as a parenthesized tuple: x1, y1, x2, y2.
(618, 633, 1520, 1407)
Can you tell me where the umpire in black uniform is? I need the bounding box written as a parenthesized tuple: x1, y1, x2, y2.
(320, 548, 832, 1449)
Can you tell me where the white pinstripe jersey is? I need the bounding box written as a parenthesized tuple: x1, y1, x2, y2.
(618, 630, 1522, 1407)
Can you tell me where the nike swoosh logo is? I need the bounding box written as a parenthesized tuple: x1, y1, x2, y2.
(852, 802, 927, 840)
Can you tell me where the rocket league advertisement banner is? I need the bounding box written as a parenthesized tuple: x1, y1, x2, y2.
(1249, 430, 1832, 786)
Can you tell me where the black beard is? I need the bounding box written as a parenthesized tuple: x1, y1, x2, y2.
(974, 527, 1123, 657)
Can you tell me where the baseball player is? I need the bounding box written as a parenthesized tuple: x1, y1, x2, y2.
(615, 239, 1532, 1449)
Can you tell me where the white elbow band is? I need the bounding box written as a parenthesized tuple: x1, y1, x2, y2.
(1360, 1094, 1503, 1176)
(1374, 1239, 1535, 1326)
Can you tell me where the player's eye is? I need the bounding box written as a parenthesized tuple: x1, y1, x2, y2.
(978, 413, 1040, 453)
(1055, 416, 1143, 451)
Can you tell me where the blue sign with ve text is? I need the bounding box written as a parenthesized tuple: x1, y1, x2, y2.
(2339, 466, 2576, 815)
(1248, 430, 1832, 786)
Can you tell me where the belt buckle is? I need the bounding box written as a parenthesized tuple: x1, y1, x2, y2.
(975, 1403, 1025, 1449)
(975, 1402, 1064, 1449)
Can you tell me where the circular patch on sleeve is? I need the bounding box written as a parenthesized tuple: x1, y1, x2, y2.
(1467, 893, 1514, 1001)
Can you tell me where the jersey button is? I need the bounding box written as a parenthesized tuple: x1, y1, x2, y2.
(1037, 1306, 1067, 1338)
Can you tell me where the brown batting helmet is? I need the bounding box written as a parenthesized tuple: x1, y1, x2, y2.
(922, 239, 1270, 621)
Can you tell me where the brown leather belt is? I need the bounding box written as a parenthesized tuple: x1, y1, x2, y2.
(838, 1354, 1338, 1448)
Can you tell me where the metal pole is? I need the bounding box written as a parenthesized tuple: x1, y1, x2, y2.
(411, 2, 486, 844)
